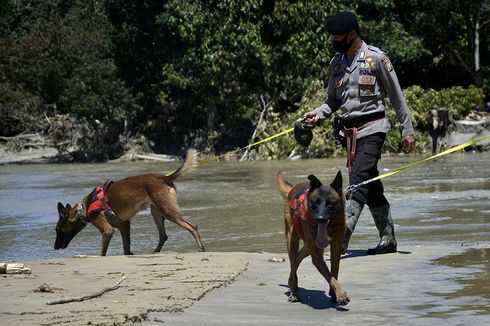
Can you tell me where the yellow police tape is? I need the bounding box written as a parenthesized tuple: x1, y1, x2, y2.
(347, 133, 490, 192)
(198, 127, 295, 164)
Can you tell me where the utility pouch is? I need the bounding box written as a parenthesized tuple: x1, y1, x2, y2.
(332, 116, 346, 147)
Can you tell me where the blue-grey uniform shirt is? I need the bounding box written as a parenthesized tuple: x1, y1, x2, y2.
(314, 41, 414, 138)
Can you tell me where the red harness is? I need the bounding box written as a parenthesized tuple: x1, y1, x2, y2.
(87, 179, 113, 221)
(291, 186, 316, 240)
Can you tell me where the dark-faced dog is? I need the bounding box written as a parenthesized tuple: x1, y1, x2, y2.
(55, 149, 205, 256)
(277, 170, 350, 305)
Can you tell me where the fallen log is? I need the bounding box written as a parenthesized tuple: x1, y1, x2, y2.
(0, 263, 32, 274)
(133, 154, 175, 162)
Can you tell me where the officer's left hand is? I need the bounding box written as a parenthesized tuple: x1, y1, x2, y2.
(402, 134, 416, 154)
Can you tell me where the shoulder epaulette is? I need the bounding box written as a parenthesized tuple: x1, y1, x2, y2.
(367, 45, 385, 55)
(330, 53, 343, 64)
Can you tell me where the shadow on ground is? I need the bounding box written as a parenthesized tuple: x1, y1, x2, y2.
(279, 284, 350, 311)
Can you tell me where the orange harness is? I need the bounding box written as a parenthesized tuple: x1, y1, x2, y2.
(291, 186, 316, 240)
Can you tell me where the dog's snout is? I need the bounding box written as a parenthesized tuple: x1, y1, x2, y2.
(315, 216, 330, 223)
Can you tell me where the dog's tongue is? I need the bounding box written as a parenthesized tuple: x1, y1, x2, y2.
(316, 222, 328, 249)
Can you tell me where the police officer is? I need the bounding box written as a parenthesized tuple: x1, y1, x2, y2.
(304, 11, 416, 255)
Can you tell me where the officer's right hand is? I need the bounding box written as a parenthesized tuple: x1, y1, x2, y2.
(303, 111, 320, 125)
(402, 134, 416, 154)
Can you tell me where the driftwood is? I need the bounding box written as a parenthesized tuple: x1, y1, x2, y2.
(0, 133, 42, 141)
(72, 255, 100, 258)
(133, 154, 175, 162)
(46, 275, 126, 305)
(0, 263, 32, 274)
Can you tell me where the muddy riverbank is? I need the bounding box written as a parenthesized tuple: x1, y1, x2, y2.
(1, 244, 489, 325)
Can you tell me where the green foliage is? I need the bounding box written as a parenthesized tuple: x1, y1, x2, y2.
(247, 80, 344, 160)
(151, 0, 335, 153)
(382, 85, 484, 153)
(402, 85, 484, 125)
(0, 0, 135, 160)
(336, 0, 489, 89)
(0, 0, 487, 161)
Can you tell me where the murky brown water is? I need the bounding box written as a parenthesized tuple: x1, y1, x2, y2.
(0, 152, 489, 318)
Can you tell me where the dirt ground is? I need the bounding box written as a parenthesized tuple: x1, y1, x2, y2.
(1, 244, 489, 325)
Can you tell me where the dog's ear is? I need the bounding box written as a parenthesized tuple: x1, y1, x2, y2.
(57, 202, 68, 220)
(330, 170, 343, 192)
(308, 174, 323, 190)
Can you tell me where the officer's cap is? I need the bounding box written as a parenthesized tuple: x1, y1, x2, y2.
(325, 11, 358, 35)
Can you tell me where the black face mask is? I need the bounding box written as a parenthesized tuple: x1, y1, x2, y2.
(332, 34, 353, 53)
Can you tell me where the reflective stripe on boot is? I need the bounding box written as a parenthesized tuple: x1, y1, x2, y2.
(342, 199, 364, 254)
(367, 204, 397, 255)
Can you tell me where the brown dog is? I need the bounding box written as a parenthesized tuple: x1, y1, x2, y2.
(55, 149, 205, 256)
(277, 170, 349, 305)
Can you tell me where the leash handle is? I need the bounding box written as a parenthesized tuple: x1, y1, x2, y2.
(300, 116, 316, 129)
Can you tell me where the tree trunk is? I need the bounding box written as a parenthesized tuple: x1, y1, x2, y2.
(240, 95, 271, 161)
(473, 1, 482, 86)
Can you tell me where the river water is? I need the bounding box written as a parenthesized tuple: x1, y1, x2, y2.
(0, 152, 489, 318)
(2, 152, 489, 261)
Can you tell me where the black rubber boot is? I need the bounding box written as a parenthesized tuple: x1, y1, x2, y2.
(367, 204, 397, 255)
(342, 199, 364, 254)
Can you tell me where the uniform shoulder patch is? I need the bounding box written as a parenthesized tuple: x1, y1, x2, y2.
(381, 55, 393, 72)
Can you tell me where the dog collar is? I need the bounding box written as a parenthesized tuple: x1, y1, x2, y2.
(76, 202, 88, 224)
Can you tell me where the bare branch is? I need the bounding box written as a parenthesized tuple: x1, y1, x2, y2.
(46, 275, 126, 305)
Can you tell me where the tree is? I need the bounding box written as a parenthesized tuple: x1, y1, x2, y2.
(0, 0, 135, 160)
(407, 0, 489, 89)
(452, 0, 489, 87)
(336, 0, 489, 91)
(151, 0, 334, 152)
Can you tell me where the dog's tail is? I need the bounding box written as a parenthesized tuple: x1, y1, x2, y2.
(277, 171, 293, 199)
(167, 148, 199, 181)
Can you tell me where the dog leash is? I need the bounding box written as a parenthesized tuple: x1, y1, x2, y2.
(197, 127, 295, 165)
(164, 126, 295, 175)
(345, 134, 490, 198)
(198, 117, 316, 164)
(175, 119, 489, 191)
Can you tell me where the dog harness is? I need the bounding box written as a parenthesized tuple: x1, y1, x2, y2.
(87, 179, 114, 221)
(291, 184, 316, 240)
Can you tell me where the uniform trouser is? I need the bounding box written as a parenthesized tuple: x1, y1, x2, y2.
(348, 132, 389, 208)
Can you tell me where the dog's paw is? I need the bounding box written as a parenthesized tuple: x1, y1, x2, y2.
(288, 293, 300, 303)
(333, 291, 350, 306)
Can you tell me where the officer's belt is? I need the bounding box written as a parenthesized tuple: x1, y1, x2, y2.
(340, 111, 386, 172)
(340, 111, 385, 129)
